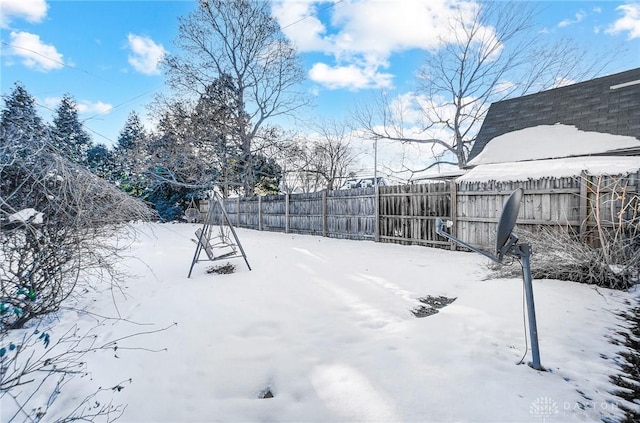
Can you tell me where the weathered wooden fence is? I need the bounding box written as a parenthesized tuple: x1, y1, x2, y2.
(378, 182, 452, 248)
(204, 188, 377, 241)
(201, 170, 640, 250)
(456, 177, 584, 249)
(456, 171, 640, 249)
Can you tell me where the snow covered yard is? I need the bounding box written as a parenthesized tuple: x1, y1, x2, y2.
(15, 223, 639, 422)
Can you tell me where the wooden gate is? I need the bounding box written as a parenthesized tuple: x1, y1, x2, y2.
(378, 182, 454, 248)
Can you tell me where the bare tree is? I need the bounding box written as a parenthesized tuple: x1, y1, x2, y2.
(354, 1, 614, 171)
(311, 120, 359, 191)
(163, 0, 309, 195)
(263, 134, 317, 194)
(267, 122, 357, 193)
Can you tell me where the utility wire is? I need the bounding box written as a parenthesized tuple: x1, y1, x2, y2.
(280, 0, 343, 30)
(82, 87, 161, 123)
(2, 41, 112, 83)
(36, 99, 115, 144)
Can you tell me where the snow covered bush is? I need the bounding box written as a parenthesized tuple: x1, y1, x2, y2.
(1, 146, 154, 329)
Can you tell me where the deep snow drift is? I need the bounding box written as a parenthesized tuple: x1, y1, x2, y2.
(6, 223, 638, 422)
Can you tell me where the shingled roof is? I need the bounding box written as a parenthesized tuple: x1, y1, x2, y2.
(467, 68, 640, 164)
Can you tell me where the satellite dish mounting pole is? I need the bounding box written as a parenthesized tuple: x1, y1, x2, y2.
(436, 188, 544, 371)
(513, 243, 542, 370)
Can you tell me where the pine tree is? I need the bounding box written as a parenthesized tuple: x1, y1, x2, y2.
(51, 94, 92, 165)
(145, 103, 201, 220)
(87, 143, 115, 179)
(116, 111, 146, 151)
(0, 82, 47, 151)
(113, 111, 150, 198)
(1, 83, 50, 212)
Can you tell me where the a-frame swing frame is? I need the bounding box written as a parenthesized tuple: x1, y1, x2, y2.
(187, 194, 251, 278)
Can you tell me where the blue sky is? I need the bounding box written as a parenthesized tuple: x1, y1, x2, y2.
(1, 0, 639, 149)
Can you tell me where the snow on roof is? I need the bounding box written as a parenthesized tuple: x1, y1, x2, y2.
(468, 124, 640, 166)
(457, 156, 640, 183)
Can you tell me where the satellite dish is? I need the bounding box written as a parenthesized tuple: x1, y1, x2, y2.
(495, 188, 523, 258)
(434, 187, 542, 370)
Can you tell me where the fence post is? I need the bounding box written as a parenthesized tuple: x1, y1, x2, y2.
(236, 197, 241, 227)
(374, 185, 380, 242)
(579, 170, 588, 238)
(450, 180, 457, 251)
(285, 193, 290, 234)
(258, 196, 263, 231)
(322, 190, 327, 237)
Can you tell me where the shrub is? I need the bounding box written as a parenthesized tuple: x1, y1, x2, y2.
(493, 226, 636, 289)
(1, 143, 155, 330)
(493, 175, 640, 290)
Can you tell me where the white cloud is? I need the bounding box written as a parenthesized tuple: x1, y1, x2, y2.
(127, 33, 166, 75)
(43, 97, 60, 110)
(388, 92, 430, 126)
(44, 97, 113, 115)
(309, 62, 393, 90)
(271, 1, 333, 51)
(558, 10, 587, 28)
(492, 80, 516, 96)
(77, 101, 113, 115)
(606, 3, 640, 39)
(0, 0, 48, 28)
(8, 31, 63, 72)
(273, 0, 483, 91)
(551, 76, 576, 88)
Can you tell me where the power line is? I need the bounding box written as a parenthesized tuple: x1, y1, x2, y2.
(82, 87, 161, 122)
(33, 99, 114, 143)
(280, 0, 343, 30)
(2, 41, 112, 83)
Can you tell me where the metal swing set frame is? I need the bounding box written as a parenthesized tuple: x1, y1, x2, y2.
(187, 193, 251, 278)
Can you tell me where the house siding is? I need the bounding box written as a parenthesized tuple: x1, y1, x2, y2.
(468, 68, 640, 163)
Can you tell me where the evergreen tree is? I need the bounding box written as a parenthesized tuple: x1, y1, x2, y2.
(146, 103, 202, 220)
(87, 143, 115, 179)
(251, 153, 282, 195)
(116, 111, 146, 151)
(51, 94, 92, 165)
(1, 83, 50, 209)
(0, 82, 47, 151)
(113, 111, 150, 198)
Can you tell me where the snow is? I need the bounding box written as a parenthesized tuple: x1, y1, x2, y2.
(8, 208, 43, 224)
(458, 156, 640, 182)
(468, 124, 640, 166)
(5, 223, 638, 422)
